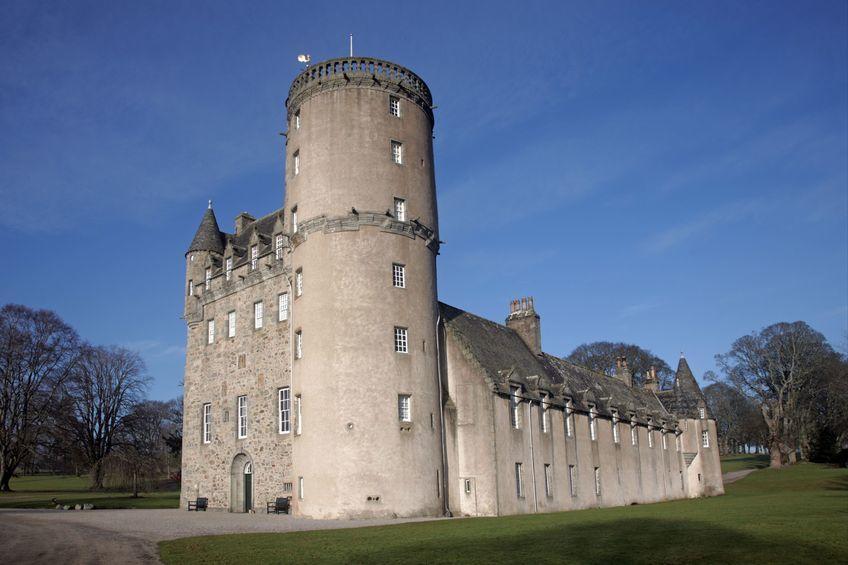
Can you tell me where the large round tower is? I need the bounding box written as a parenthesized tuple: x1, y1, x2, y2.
(283, 58, 443, 519)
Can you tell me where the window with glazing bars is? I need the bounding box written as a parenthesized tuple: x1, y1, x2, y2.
(207, 319, 215, 344)
(569, 464, 577, 496)
(254, 301, 263, 329)
(250, 245, 258, 270)
(278, 293, 289, 321)
(389, 95, 400, 117)
(515, 463, 524, 498)
(394, 197, 406, 221)
(202, 403, 211, 444)
(594, 467, 601, 495)
(295, 269, 303, 297)
(275, 234, 284, 260)
(295, 330, 303, 359)
(398, 394, 411, 422)
(227, 311, 235, 338)
(392, 263, 405, 288)
(394, 327, 408, 353)
(205, 268, 211, 290)
(702, 430, 710, 447)
(391, 141, 402, 164)
(237, 396, 247, 438)
(225, 257, 232, 280)
(279, 387, 290, 433)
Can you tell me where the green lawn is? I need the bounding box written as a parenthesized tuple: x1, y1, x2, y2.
(0, 474, 179, 509)
(159, 463, 848, 565)
(721, 453, 771, 473)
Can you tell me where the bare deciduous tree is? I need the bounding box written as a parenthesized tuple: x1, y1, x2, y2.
(63, 346, 149, 489)
(0, 304, 80, 491)
(716, 321, 834, 469)
(566, 341, 674, 388)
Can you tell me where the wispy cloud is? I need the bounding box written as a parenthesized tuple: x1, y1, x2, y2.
(642, 199, 763, 254)
(619, 301, 661, 319)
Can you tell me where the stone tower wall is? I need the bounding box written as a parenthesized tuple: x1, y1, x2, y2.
(283, 58, 443, 519)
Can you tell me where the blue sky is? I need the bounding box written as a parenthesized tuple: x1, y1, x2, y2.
(2, 1, 846, 400)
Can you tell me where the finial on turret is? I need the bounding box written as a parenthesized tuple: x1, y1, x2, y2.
(208, 199, 212, 209)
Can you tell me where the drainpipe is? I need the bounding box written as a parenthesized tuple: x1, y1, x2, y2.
(435, 312, 451, 517)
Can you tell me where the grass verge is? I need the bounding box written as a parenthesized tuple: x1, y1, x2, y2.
(720, 453, 770, 473)
(159, 463, 848, 564)
(0, 474, 179, 509)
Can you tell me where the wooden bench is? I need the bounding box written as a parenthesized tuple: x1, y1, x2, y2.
(187, 497, 208, 511)
(266, 497, 290, 514)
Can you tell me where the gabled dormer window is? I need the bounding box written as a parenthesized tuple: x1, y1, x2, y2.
(589, 406, 597, 441)
(510, 386, 521, 429)
(540, 394, 549, 433)
(612, 410, 620, 444)
(565, 399, 574, 438)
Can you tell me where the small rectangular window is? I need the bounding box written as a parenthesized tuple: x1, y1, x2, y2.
(569, 465, 577, 496)
(515, 462, 524, 498)
(188, 280, 193, 296)
(250, 245, 258, 270)
(295, 269, 303, 297)
(292, 206, 298, 234)
(699, 407, 706, 419)
(295, 395, 302, 435)
(227, 311, 236, 338)
(392, 263, 406, 288)
(648, 427, 654, 448)
(225, 257, 232, 281)
(278, 293, 289, 321)
(391, 140, 403, 164)
(254, 301, 263, 329)
(612, 410, 620, 444)
(589, 407, 597, 441)
(464, 478, 472, 494)
(544, 463, 553, 497)
(205, 268, 211, 290)
(275, 234, 284, 260)
(702, 430, 710, 448)
(298, 476, 304, 500)
(662, 431, 668, 450)
(295, 330, 303, 359)
(631, 423, 638, 446)
(566, 400, 573, 437)
(207, 319, 215, 344)
(594, 467, 601, 496)
(394, 197, 406, 221)
(398, 394, 411, 422)
(394, 327, 408, 353)
(294, 150, 300, 175)
(540, 395, 549, 433)
(202, 403, 212, 444)
(389, 95, 401, 117)
(279, 387, 291, 434)
(295, 110, 300, 130)
(510, 386, 521, 429)
(237, 395, 247, 438)
(676, 434, 681, 452)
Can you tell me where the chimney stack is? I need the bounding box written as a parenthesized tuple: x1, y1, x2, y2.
(614, 356, 633, 387)
(234, 212, 256, 235)
(505, 296, 542, 355)
(645, 365, 659, 392)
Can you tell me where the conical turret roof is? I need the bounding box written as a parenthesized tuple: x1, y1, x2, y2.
(187, 205, 224, 255)
(668, 355, 708, 418)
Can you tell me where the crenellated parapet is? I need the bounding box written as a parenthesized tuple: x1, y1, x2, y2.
(286, 57, 434, 123)
(290, 210, 440, 254)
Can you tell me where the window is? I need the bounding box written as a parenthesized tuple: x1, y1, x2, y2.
(227, 311, 236, 338)
(202, 403, 211, 444)
(662, 431, 668, 450)
(398, 394, 411, 422)
(391, 140, 403, 164)
(237, 395, 247, 438)
(612, 410, 620, 443)
(566, 400, 574, 437)
(594, 467, 601, 496)
(702, 430, 710, 448)
(676, 434, 681, 452)
(279, 387, 291, 434)
(544, 463, 553, 497)
(207, 319, 215, 344)
(295, 269, 303, 297)
(275, 234, 284, 260)
(392, 263, 406, 288)
(509, 386, 521, 429)
(278, 293, 289, 321)
(540, 394, 549, 433)
(292, 207, 298, 233)
(648, 427, 654, 448)
(294, 150, 300, 175)
(283, 482, 293, 493)
(295, 330, 303, 359)
(394, 197, 406, 221)
(294, 109, 300, 130)
(298, 476, 304, 500)
(225, 257, 232, 281)
(254, 301, 263, 329)
(250, 245, 258, 270)
(205, 268, 211, 290)
(394, 327, 408, 353)
(568, 465, 577, 496)
(188, 280, 193, 296)
(699, 407, 706, 419)
(680, 471, 685, 490)
(515, 463, 524, 498)
(589, 406, 597, 441)
(295, 395, 302, 435)
(389, 95, 400, 117)
(631, 422, 638, 446)
(464, 478, 472, 494)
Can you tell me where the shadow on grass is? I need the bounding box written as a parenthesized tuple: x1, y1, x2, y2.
(824, 475, 848, 491)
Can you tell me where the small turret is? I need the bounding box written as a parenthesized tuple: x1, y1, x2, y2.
(188, 202, 225, 255)
(506, 297, 542, 355)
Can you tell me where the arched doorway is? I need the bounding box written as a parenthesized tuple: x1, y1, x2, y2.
(230, 453, 254, 512)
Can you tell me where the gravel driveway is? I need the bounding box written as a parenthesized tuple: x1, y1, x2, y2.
(0, 508, 441, 564)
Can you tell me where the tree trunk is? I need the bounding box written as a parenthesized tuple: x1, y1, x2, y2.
(0, 468, 14, 492)
(90, 459, 106, 490)
(769, 440, 783, 469)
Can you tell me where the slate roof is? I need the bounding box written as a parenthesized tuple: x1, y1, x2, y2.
(440, 302, 680, 426)
(656, 357, 708, 420)
(187, 207, 225, 254)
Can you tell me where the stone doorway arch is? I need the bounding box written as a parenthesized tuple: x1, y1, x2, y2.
(230, 453, 254, 513)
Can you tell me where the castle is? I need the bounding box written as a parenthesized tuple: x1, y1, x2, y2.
(181, 57, 723, 519)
